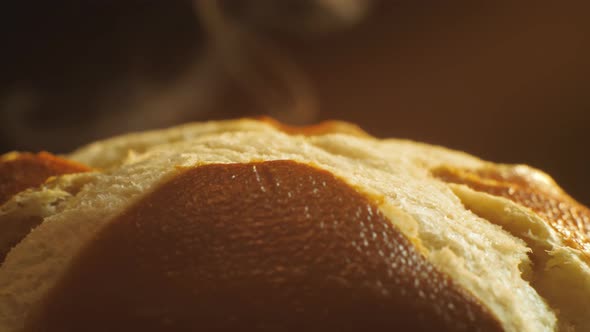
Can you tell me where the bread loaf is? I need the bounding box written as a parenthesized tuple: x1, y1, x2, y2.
(0, 118, 588, 331)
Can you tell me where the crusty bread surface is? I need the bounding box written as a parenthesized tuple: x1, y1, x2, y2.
(0, 118, 588, 331)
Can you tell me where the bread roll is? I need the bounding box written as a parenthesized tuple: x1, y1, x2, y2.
(0, 118, 588, 331)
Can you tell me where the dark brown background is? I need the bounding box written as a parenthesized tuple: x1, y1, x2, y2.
(1, 1, 589, 205)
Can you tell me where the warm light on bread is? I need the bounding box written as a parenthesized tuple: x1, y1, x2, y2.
(0, 118, 588, 331)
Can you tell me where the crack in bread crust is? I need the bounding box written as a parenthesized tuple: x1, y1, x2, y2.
(433, 166, 590, 262)
(0, 152, 90, 206)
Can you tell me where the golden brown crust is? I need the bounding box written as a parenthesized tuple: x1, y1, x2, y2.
(27, 161, 502, 332)
(433, 166, 590, 260)
(0, 152, 90, 206)
(257, 116, 371, 137)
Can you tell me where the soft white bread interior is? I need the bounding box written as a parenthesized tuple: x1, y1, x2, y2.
(0, 118, 588, 331)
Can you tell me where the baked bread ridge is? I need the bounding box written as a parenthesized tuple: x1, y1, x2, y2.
(0, 118, 586, 331)
(67, 117, 368, 169)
